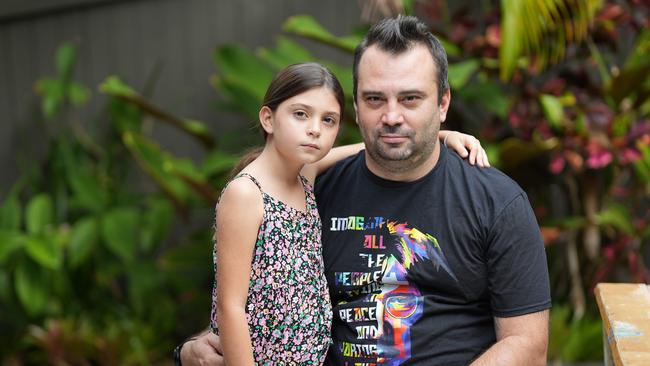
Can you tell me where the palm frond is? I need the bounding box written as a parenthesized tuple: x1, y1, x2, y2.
(500, 0, 604, 81)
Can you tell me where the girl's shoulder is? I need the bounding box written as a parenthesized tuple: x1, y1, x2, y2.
(218, 174, 264, 213)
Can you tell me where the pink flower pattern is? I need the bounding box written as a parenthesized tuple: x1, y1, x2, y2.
(210, 173, 332, 365)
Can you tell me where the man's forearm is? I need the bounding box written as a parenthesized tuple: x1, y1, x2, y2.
(470, 335, 547, 366)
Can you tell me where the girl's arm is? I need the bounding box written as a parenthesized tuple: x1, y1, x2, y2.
(302, 131, 490, 183)
(215, 178, 264, 366)
(302, 142, 365, 182)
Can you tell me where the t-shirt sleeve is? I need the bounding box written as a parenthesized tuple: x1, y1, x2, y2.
(485, 193, 551, 317)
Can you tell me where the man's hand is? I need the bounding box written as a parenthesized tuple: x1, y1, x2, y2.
(180, 331, 224, 366)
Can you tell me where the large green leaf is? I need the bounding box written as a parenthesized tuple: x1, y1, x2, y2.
(140, 198, 173, 253)
(212, 77, 265, 119)
(101, 207, 140, 263)
(456, 75, 509, 118)
(122, 132, 193, 208)
(448, 60, 479, 89)
(214, 44, 275, 102)
(595, 205, 634, 235)
(282, 15, 361, 53)
(169, 158, 218, 203)
(26, 194, 54, 235)
(55, 41, 77, 80)
(99, 75, 138, 98)
(202, 150, 239, 177)
(539, 94, 565, 130)
(25, 235, 63, 270)
(68, 82, 90, 106)
(59, 141, 108, 213)
(101, 77, 215, 148)
(608, 29, 650, 103)
(0, 230, 24, 264)
(14, 259, 49, 316)
(35, 78, 65, 119)
(257, 36, 315, 70)
(634, 143, 650, 185)
(0, 193, 21, 230)
(128, 260, 165, 315)
(68, 217, 99, 268)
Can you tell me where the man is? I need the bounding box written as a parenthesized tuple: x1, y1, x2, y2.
(179, 15, 550, 365)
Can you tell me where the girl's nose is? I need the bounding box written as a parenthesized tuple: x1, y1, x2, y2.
(307, 121, 321, 137)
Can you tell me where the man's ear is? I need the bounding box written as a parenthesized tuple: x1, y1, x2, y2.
(353, 100, 359, 125)
(259, 106, 274, 134)
(439, 88, 451, 123)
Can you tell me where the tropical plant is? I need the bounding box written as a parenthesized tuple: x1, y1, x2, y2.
(0, 42, 234, 364)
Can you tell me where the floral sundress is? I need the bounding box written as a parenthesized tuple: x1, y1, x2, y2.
(210, 173, 332, 365)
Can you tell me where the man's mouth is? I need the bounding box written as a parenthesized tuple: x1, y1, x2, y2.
(379, 134, 408, 144)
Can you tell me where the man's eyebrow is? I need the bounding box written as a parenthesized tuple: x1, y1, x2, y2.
(398, 89, 426, 95)
(360, 90, 384, 97)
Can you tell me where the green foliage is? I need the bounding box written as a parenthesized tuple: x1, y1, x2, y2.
(549, 305, 604, 362)
(35, 42, 90, 119)
(1, 42, 229, 364)
(282, 15, 362, 53)
(499, 0, 604, 80)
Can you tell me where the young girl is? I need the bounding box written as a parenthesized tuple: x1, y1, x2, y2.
(209, 63, 488, 365)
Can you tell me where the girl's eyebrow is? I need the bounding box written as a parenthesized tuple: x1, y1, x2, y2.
(288, 103, 312, 110)
(289, 103, 340, 117)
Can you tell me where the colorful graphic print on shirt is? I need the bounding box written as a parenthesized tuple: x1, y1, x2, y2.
(330, 216, 458, 365)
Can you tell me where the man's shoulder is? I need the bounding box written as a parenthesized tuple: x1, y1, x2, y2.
(446, 148, 519, 187)
(443, 148, 525, 206)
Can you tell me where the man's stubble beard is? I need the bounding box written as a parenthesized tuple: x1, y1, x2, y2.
(359, 119, 440, 174)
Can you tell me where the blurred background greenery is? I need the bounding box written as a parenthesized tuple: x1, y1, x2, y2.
(0, 0, 648, 364)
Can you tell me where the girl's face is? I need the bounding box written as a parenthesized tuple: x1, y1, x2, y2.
(261, 86, 341, 165)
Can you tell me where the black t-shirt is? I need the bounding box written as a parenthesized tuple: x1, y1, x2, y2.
(315, 147, 551, 366)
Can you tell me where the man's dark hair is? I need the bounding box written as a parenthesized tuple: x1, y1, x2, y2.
(353, 15, 449, 104)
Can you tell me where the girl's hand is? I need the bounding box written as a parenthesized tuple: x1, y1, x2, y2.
(442, 131, 490, 167)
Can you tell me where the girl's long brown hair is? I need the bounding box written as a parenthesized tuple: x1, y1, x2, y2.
(228, 63, 345, 178)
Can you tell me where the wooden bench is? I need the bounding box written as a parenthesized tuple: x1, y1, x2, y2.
(595, 283, 650, 365)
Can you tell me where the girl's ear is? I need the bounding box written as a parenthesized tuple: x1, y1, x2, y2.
(259, 106, 274, 134)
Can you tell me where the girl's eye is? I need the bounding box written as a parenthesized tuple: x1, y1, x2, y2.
(294, 111, 308, 119)
(323, 116, 338, 125)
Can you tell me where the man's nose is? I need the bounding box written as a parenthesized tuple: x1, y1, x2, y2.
(380, 101, 404, 125)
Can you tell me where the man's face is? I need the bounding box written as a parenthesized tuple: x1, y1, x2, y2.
(354, 44, 450, 176)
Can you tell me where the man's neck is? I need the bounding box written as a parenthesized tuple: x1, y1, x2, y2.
(364, 143, 441, 182)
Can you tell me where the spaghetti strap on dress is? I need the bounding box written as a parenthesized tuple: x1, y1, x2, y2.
(210, 172, 332, 365)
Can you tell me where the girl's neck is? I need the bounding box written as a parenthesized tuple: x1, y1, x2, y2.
(251, 146, 303, 186)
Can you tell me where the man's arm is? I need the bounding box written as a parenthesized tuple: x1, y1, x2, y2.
(470, 310, 549, 366)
